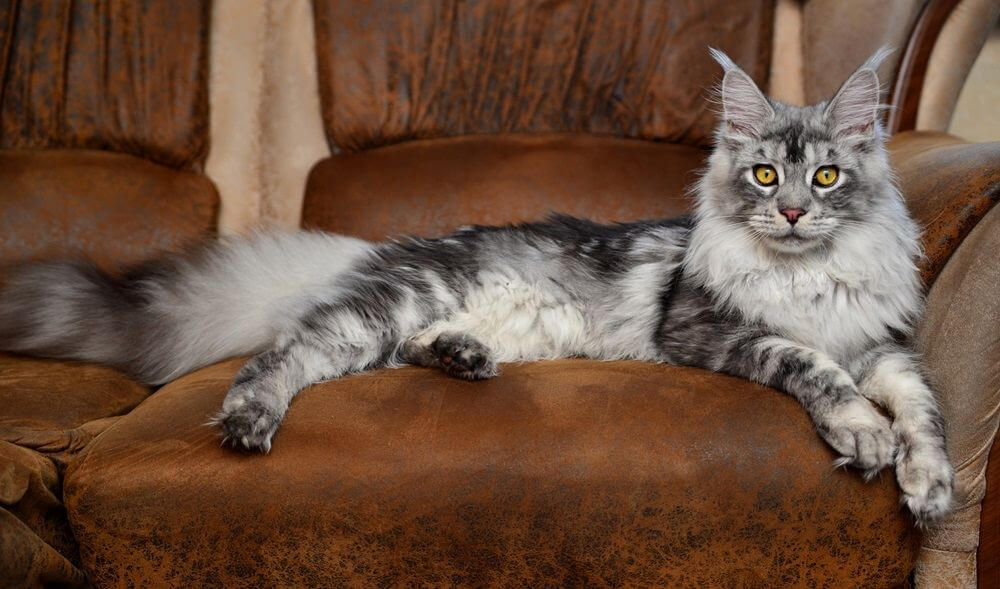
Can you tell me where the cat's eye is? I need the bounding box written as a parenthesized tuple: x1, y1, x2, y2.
(753, 165, 778, 186)
(813, 166, 839, 187)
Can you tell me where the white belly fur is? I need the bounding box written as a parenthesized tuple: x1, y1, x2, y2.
(410, 268, 589, 363)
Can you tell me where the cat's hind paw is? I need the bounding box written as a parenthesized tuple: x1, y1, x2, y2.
(896, 445, 955, 525)
(211, 397, 284, 453)
(431, 333, 498, 381)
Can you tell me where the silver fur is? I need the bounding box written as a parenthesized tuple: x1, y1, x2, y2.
(0, 49, 953, 524)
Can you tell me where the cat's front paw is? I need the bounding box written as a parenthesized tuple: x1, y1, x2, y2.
(818, 397, 896, 476)
(213, 396, 285, 453)
(896, 444, 954, 525)
(431, 333, 498, 381)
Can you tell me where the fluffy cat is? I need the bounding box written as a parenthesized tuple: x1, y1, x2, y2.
(0, 49, 954, 523)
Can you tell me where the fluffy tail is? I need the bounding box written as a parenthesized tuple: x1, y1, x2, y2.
(0, 232, 372, 384)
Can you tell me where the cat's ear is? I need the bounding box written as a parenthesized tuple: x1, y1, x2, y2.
(710, 47, 774, 138)
(824, 46, 892, 140)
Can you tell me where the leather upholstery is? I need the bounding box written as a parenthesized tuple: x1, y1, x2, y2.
(916, 204, 1000, 588)
(0, 4, 216, 584)
(801, 0, 925, 106)
(65, 358, 918, 587)
(0, 354, 149, 457)
(0, 0, 211, 169)
(0, 443, 87, 588)
(0, 1, 995, 587)
(312, 0, 775, 152)
(303, 134, 702, 239)
(0, 150, 218, 270)
(887, 131, 1000, 285)
(0, 352, 148, 586)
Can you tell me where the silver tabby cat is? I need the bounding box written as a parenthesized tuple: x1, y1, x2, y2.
(0, 49, 954, 523)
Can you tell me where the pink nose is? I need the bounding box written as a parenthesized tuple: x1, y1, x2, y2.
(780, 208, 806, 224)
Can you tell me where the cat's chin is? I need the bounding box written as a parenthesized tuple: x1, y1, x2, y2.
(762, 233, 824, 255)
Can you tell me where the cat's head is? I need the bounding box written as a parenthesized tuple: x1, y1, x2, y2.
(697, 48, 896, 255)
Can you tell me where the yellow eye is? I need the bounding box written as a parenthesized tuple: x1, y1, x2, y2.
(753, 165, 777, 186)
(814, 166, 839, 187)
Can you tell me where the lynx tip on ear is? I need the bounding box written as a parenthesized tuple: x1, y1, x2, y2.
(708, 47, 738, 72)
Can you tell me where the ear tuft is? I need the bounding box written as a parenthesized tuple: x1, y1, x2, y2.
(824, 47, 891, 139)
(708, 47, 738, 72)
(710, 48, 774, 138)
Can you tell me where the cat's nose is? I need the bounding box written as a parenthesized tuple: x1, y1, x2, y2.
(780, 208, 806, 224)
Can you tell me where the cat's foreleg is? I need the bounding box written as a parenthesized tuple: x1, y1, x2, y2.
(721, 335, 896, 475)
(852, 345, 954, 523)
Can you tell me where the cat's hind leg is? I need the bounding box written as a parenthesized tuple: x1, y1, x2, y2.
(215, 271, 441, 451)
(214, 338, 357, 452)
(400, 332, 498, 381)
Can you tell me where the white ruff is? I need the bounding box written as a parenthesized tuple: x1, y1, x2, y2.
(684, 196, 922, 363)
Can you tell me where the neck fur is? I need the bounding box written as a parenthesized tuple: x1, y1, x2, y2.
(682, 194, 923, 359)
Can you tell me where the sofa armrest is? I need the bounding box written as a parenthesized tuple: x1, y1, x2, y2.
(899, 132, 1000, 587)
(888, 131, 1000, 285)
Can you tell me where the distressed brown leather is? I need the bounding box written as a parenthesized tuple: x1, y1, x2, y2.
(303, 134, 703, 239)
(0, 508, 87, 588)
(312, 0, 774, 152)
(65, 358, 919, 587)
(0, 150, 218, 271)
(0, 442, 87, 588)
(801, 0, 924, 106)
(916, 205, 1000, 587)
(888, 131, 1000, 285)
(0, 354, 149, 456)
(0, 0, 211, 169)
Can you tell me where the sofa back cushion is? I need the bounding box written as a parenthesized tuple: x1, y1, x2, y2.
(0, 0, 216, 270)
(0, 0, 210, 170)
(312, 0, 775, 153)
(302, 134, 702, 240)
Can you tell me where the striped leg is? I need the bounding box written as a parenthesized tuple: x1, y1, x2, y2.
(722, 336, 896, 475)
(852, 345, 954, 523)
(215, 274, 437, 452)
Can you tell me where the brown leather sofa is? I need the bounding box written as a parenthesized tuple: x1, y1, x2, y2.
(2, 1, 999, 587)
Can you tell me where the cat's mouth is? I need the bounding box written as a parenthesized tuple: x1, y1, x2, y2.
(765, 228, 823, 253)
(744, 219, 826, 253)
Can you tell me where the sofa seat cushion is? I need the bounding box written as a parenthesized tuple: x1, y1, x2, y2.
(65, 358, 918, 587)
(303, 134, 704, 240)
(0, 354, 144, 589)
(0, 354, 149, 457)
(0, 150, 218, 270)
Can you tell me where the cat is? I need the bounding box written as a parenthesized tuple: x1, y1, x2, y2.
(0, 48, 954, 524)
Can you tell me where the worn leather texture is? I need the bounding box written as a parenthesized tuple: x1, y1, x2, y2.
(312, 0, 774, 153)
(65, 358, 919, 587)
(0, 442, 88, 588)
(801, 0, 924, 106)
(887, 132, 1000, 285)
(303, 134, 703, 239)
(0, 354, 149, 455)
(0, 150, 219, 271)
(916, 204, 1000, 589)
(0, 352, 147, 589)
(0, 0, 211, 169)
